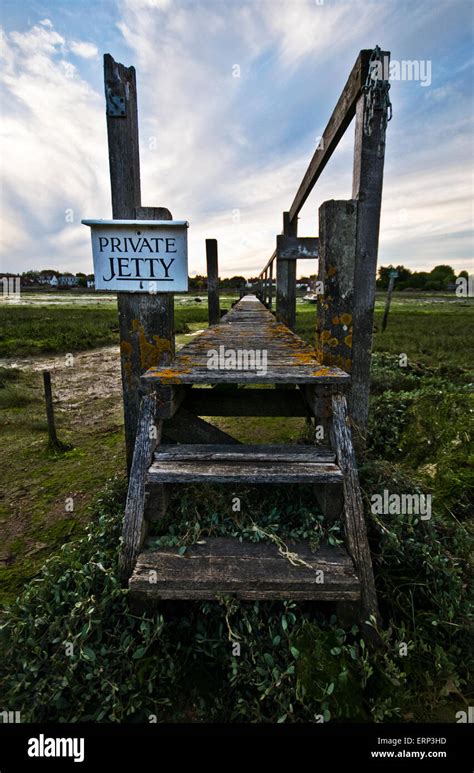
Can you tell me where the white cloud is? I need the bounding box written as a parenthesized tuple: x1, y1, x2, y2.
(0, 1, 472, 277)
(0, 20, 109, 274)
(69, 40, 99, 59)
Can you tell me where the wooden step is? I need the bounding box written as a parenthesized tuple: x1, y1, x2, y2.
(129, 537, 360, 602)
(148, 444, 342, 484)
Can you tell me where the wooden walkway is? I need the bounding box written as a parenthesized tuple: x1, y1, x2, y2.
(142, 296, 350, 386)
(120, 295, 378, 627)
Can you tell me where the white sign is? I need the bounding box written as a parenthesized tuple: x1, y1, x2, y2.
(81, 219, 188, 292)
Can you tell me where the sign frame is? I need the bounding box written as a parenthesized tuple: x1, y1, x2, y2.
(82, 219, 189, 292)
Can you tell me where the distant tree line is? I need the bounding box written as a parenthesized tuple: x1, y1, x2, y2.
(21, 270, 91, 288)
(15, 266, 468, 293)
(377, 264, 468, 291)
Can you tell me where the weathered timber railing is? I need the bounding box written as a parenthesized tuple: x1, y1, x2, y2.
(258, 47, 391, 436)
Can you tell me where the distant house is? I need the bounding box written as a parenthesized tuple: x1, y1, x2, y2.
(57, 275, 79, 287)
(38, 274, 56, 285)
(86, 276, 95, 288)
(50, 276, 58, 286)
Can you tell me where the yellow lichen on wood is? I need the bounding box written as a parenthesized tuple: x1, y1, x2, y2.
(311, 366, 332, 377)
(131, 319, 172, 371)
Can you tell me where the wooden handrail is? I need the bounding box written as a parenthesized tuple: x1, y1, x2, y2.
(258, 49, 372, 280)
(288, 50, 371, 225)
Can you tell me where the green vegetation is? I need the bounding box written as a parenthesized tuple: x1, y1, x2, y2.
(377, 264, 465, 291)
(0, 295, 472, 722)
(0, 298, 236, 357)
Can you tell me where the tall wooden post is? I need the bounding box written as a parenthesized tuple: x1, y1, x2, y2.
(206, 239, 220, 325)
(276, 211, 297, 330)
(316, 200, 358, 373)
(382, 270, 397, 332)
(350, 50, 390, 434)
(104, 54, 174, 472)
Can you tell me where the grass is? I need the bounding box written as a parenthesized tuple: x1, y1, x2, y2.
(296, 296, 474, 371)
(0, 293, 472, 722)
(0, 295, 237, 357)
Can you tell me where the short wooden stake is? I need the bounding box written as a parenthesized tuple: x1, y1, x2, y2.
(42, 371, 69, 451)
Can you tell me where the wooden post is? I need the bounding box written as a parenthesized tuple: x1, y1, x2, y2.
(268, 259, 273, 310)
(43, 371, 59, 448)
(331, 393, 380, 633)
(381, 270, 397, 332)
(119, 394, 160, 583)
(316, 200, 358, 374)
(350, 50, 390, 433)
(104, 54, 174, 472)
(276, 211, 297, 330)
(206, 239, 220, 325)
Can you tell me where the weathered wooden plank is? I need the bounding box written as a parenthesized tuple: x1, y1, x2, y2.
(129, 538, 360, 602)
(276, 236, 319, 259)
(316, 200, 358, 376)
(206, 239, 220, 326)
(350, 50, 390, 435)
(119, 394, 160, 582)
(331, 393, 380, 627)
(153, 444, 335, 462)
(162, 407, 241, 445)
(148, 459, 342, 484)
(144, 368, 349, 386)
(183, 387, 309, 416)
(288, 50, 371, 225)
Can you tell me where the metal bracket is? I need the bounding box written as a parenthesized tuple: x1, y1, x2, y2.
(105, 85, 126, 117)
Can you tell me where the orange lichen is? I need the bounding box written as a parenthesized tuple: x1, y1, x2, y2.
(332, 315, 340, 325)
(130, 319, 173, 371)
(328, 337, 338, 347)
(320, 330, 331, 342)
(344, 334, 353, 347)
(327, 266, 337, 277)
(340, 313, 352, 325)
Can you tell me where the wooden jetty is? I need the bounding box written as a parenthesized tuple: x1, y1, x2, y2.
(98, 46, 392, 629)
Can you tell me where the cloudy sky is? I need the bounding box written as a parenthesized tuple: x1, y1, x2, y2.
(0, 0, 472, 278)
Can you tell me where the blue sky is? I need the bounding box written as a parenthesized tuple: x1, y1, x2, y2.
(0, 0, 472, 277)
